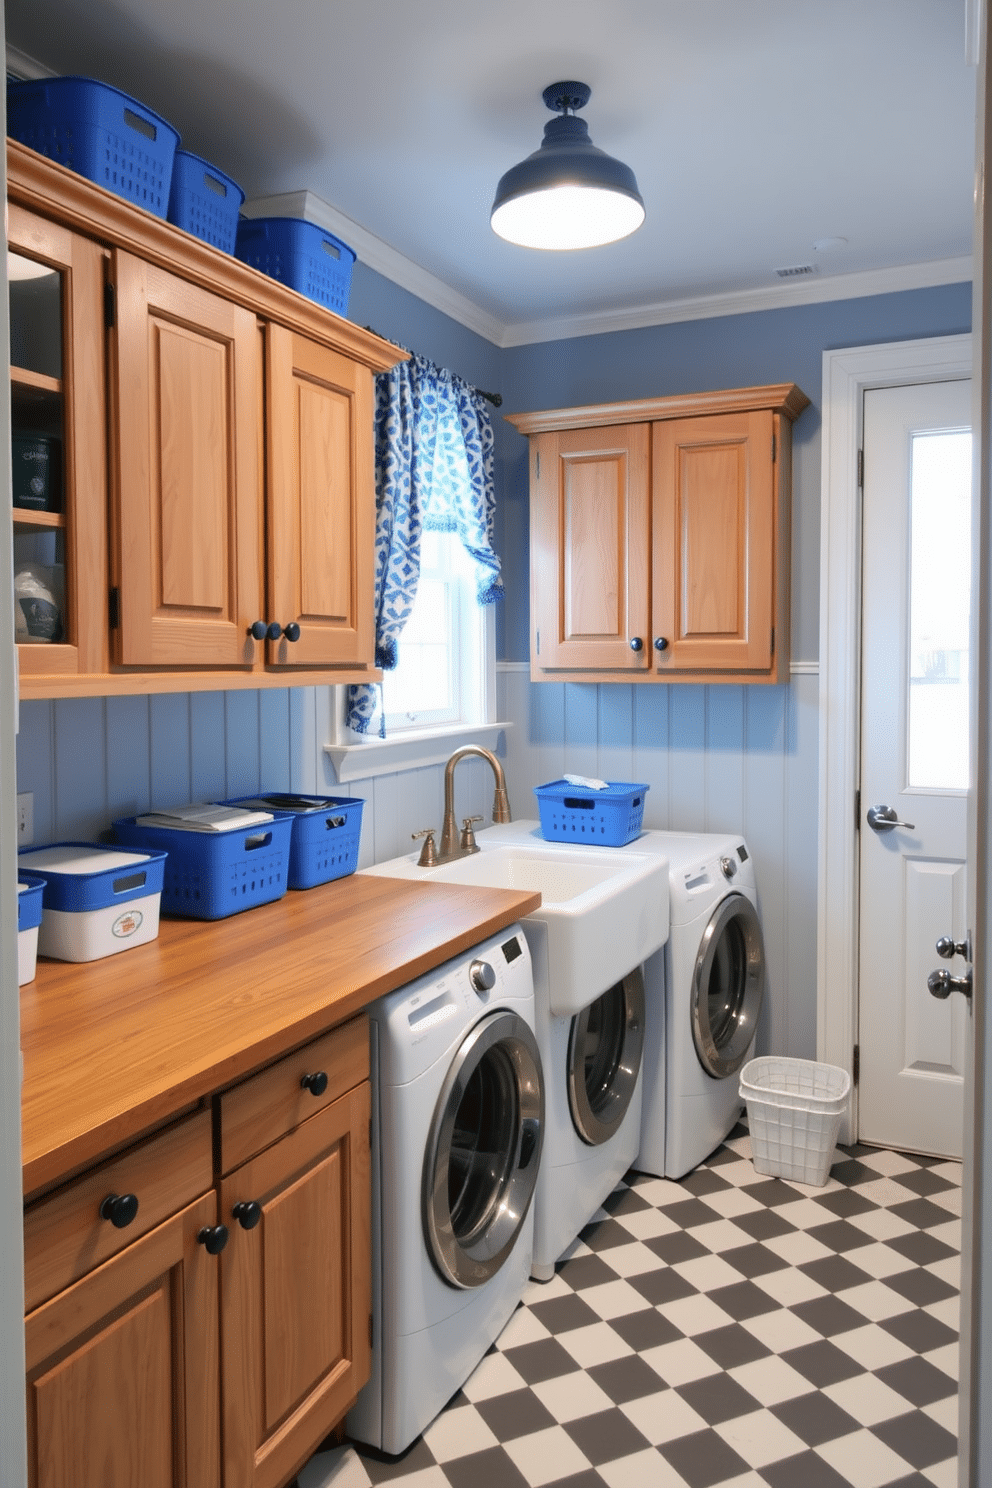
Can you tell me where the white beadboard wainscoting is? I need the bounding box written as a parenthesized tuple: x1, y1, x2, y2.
(15, 663, 818, 1061)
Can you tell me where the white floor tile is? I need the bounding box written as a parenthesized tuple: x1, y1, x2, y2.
(614, 1206, 682, 1241)
(658, 1292, 735, 1337)
(715, 1406, 807, 1468)
(680, 1218, 757, 1256)
(497, 1305, 552, 1348)
(751, 1265, 829, 1308)
(830, 1323, 915, 1371)
(922, 1452, 961, 1487)
(762, 1229, 835, 1268)
(816, 1427, 914, 1488)
(531, 1369, 615, 1424)
(671, 1251, 749, 1292)
(298, 1447, 372, 1488)
(926, 1341, 962, 1378)
(847, 1207, 917, 1241)
(925, 1254, 962, 1289)
(823, 1372, 915, 1426)
(607, 1240, 676, 1278)
(598, 1447, 691, 1487)
(728, 1354, 817, 1407)
(503, 1424, 592, 1486)
(925, 1295, 962, 1330)
(638, 1336, 723, 1388)
(856, 1149, 923, 1177)
(423, 1405, 499, 1462)
(924, 1393, 959, 1434)
(579, 1277, 655, 1320)
(555, 1320, 634, 1369)
(522, 1274, 571, 1305)
(620, 1386, 707, 1445)
(843, 1241, 917, 1280)
(834, 1279, 917, 1323)
(693, 1186, 765, 1219)
(741, 1306, 823, 1354)
(929, 1185, 962, 1216)
(460, 1350, 526, 1402)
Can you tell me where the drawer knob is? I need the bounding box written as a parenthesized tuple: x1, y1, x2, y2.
(248, 620, 268, 641)
(197, 1224, 229, 1255)
(232, 1200, 262, 1231)
(654, 637, 669, 652)
(282, 622, 301, 642)
(629, 636, 644, 652)
(99, 1192, 139, 1229)
(301, 1070, 328, 1097)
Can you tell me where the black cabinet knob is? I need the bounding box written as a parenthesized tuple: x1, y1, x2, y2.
(197, 1224, 229, 1255)
(99, 1192, 139, 1229)
(248, 620, 268, 641)
(301, 1070, 328, 1097)
(232, 1200, 262, 1231)
(283, 622, 301, 642)
(266, 621, 282, 642)
(629, 637, 644, 652)
(654, 637, 669, 652)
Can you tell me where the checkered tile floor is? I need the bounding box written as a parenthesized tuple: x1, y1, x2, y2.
(299, 1123, 962, 1488)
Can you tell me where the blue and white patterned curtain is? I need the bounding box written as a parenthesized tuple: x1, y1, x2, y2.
(346, 351, 503, 736)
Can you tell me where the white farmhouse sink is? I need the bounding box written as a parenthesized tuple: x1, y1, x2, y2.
(362, 822, 669, 1015)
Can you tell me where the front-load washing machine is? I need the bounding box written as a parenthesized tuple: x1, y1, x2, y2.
(347, 924, 543, 1455)
(522, 899, 668, 1282)
(634, 831, 766, 1178)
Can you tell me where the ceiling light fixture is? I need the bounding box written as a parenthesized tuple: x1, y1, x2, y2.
(490, 82, 645, 251)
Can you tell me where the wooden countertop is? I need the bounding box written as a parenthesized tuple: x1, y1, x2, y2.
(20, 873, 541, 1199)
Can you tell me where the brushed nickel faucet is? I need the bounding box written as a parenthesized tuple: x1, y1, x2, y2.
(413, 745, 511, 867)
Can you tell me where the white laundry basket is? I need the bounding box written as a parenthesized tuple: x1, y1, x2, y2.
(739, 1056, 851, 1187)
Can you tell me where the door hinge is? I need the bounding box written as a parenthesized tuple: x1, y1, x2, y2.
(368, 1117, 373, 1150)
(109, 587, 120, 629)
(857, 448, 864, 488)
(770, 626, 775, 657)
(854, 788, 861, 832)
(771, 431, 777, 462)
(104, 282, 115, 329)
(368, 1313, 374, 1348)
(535, 450, 540, 480)
(852, 1044, 860, 1087)
(535, 628, 540, 657)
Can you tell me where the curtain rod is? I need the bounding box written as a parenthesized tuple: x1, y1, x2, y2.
(364, 327, 503, 408)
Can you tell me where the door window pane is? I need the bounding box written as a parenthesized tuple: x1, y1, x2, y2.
(908, 429, 972, 790)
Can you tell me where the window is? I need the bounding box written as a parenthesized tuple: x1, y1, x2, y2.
(380, 531, 490, 734)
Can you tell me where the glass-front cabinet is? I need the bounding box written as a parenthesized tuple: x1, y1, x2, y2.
(8, 203, 108, 681)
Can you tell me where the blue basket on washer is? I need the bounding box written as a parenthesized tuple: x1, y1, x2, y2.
(114, 811, 293, 920)
(7, 76, 179, 218)
(534, 780, 649, 847)
(234, 216, 355, 315)
(224, 794, 364, 890)
(167, 150, 244, 253)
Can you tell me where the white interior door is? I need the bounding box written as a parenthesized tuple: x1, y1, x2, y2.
(858, 378, 972, 1158)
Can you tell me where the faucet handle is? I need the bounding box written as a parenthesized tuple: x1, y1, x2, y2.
(412, 828, 438, 867)
(460, 815, 483, 852)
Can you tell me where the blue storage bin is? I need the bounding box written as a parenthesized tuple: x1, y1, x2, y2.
(18, 843, 168, 962)
(17, 871, 45, 933)
(7, 76, 179, 218)
(225, 794, 364, 890)
(533, 780, 649, 847)
(114, 813, 293, 920)
(234, 217, 355, 315)
(167, 149, 244, 253)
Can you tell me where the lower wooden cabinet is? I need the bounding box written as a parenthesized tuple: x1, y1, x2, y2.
(23, 1021, 372, 1488)
(25, 1189, 222, 1488)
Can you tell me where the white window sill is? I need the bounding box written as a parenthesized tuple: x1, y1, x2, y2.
(324, 721, 513, 783)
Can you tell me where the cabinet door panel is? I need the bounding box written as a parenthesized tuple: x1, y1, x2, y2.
(219, 1080, 371, 1488)
(114, 253, 261, 668)
(653, 410, 775, 672)
(531, 426, 650, 671)
(25, 1191, 221, 1488)
(266, 328, 375, 669)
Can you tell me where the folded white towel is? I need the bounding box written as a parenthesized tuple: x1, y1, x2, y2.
(563, 773, 609, 791)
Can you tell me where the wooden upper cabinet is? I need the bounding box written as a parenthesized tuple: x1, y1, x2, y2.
(530, 425, 650, 671)
(113, 252, 262, 668)
(509, 384, 808, 684)
(7, 140, 401, 699)
(265, 327, 375, 670)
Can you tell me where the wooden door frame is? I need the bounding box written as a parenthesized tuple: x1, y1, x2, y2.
(816, 332, 972, 1143)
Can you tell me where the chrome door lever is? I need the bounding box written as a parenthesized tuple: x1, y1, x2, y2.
(866, 804, 916, 833)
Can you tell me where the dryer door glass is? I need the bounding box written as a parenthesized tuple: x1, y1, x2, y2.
(423, 1009, 543, 1288)
(691, 892, 766, 1078)
(567, 967, 646, 1145)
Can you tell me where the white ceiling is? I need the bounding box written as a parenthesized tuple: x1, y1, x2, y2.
(4, 0, 978, 346)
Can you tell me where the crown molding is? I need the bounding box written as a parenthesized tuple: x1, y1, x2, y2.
(6, 44, 54, 80)
(241, 190, 506, 346)
(497, 255, 974, 347)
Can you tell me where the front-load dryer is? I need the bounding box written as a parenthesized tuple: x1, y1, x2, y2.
(522, 910, 666, 1282)
(346, 924, 543, 1456)
(634, 831, 766, 1179)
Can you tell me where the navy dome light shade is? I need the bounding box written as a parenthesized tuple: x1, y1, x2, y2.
(490, 82, 645, 250)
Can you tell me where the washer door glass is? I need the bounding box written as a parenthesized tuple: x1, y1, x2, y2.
(423, 1009, 543, 1289)
(567, 967, 645, 1146)
(691, 892, 765, 1078)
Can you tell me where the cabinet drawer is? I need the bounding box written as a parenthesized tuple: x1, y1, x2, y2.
(24, 1109, 213, 1313)
(218, 1014, 370, 1174)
